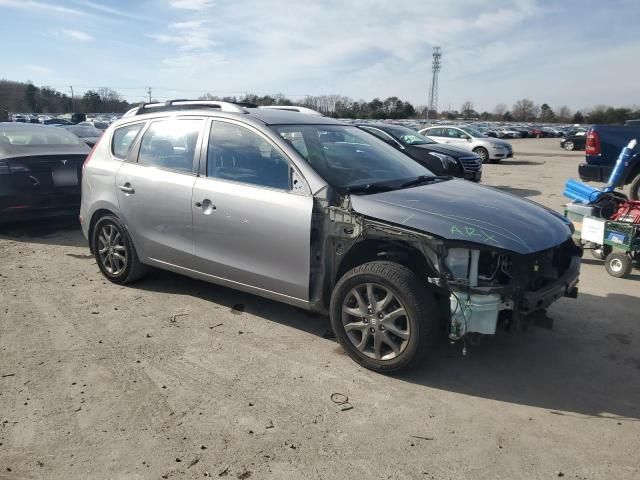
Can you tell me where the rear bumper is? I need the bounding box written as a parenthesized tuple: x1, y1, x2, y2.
(579, 163, 613, 182)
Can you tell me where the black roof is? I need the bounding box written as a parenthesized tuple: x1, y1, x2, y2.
(245, 108, 345, 126)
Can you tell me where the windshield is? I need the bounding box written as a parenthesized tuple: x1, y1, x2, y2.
(65, 126, 103, 138)
(460, 127, 486, 138)
(275, 125, 434, 190)
(385, 125, 435, 145)
(0, 126, 84, 146)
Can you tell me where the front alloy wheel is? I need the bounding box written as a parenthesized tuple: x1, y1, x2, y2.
(330, 261, 440, 373)
(341, 283, 410, 361)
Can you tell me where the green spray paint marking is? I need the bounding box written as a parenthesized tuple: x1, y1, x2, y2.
(450, 225, 498, 243)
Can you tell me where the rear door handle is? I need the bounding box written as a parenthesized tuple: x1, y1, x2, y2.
(119, 183, 135, 194)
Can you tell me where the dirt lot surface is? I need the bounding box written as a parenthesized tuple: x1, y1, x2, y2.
(1, 138, 639, 479)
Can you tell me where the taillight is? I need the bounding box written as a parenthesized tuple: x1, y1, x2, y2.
(82, 137, 103, 173)
(585, 131, 601, 156)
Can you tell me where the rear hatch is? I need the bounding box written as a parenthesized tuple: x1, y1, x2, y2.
(0, 154, 86, 212)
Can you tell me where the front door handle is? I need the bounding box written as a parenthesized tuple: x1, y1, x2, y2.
(119, 183, 135, 194)
(195, 199, 216, 214)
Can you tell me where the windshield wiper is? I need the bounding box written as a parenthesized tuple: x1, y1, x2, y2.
(346, 183, 395, 194)
(400, 175, 450, 189)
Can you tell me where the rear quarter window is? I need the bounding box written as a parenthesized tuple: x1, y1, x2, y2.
(112, 123, 144, 159)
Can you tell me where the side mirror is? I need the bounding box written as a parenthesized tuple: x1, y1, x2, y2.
(463, 135, 472, 141)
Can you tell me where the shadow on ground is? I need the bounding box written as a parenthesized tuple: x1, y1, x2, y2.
(0, 216, 85, 247)
(498, 159, 546, 166)
(131, 269, 640, 421)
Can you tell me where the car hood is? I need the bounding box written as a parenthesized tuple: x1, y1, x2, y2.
(488, 138, 512, 147)
(349, 179, 571, 254)
(411, 143, 474, 158)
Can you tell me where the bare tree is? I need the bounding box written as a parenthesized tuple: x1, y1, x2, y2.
(493, 103, 507, 117)
(461, 100, 474, 118)
(97, 87, 122, 112)
(512, 99, 539, 121)
(556, 105, 572, 123)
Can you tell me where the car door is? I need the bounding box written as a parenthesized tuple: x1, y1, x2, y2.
(441, 128, 467, 147)
(423, 127, 446, 143)
(192, 119, 313, 301)
(115, 117, 205, 268)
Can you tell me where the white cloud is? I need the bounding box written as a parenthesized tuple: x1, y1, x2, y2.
(148, 20, 217, 51)
(25, 65, 52, 74)
(60, 28, 94, 42)
(70, 0, 150, 21)
(169, 0, 215, 10)
(0, 0, 87, 15)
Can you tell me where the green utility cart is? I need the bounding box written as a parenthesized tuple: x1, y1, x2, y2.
(565, 204, 640, 278)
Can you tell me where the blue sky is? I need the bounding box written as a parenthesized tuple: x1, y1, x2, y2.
(1, 0, 639, 112)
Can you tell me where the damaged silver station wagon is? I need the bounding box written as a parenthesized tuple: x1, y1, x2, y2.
(80, 101, 580, 372)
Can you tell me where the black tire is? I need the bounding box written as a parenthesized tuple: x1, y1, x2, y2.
(604, 252, 632, 278)
(330, 261, 441, 373)
(629, 174, 640, 201)
(92, 214, 146, 284)
(564, 141, 575, 151)
(473, 147, 489, 163)
(590, 244, 612, 260)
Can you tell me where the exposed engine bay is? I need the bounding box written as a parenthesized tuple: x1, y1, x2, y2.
(310, 189, 581, 343)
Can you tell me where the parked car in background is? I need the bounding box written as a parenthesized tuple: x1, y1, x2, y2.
(579, 124, 640, 199)
(80, 100, 579, 373)
(419, 125, 513, 163)
(560, 132, 586, 151)
(495, 127, 521, 139)
(542, 127, 563, 137)
(63, 124, 104, 147)
(356, 123, 482, 182)
(43, 118, 73, 126)
(0, 123, 90, 222)
(476, 126, 498, 137)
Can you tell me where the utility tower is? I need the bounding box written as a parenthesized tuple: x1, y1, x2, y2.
(427, 46, 441, 118)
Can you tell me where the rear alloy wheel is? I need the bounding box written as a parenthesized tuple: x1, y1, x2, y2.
(473, 147, 489, 163)
(330, 261, 439, 373)
(564, 141, 575, 151)
(92, 215, 146, 284)
(604, 252, 632, 278)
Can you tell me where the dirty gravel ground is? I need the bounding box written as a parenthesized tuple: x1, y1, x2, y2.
(1, 139, 639, 479)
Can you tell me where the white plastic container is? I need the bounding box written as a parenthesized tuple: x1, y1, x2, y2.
(450, 292, 501, 335)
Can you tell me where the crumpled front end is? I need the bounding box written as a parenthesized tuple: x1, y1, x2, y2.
(442, 239, 581, 339)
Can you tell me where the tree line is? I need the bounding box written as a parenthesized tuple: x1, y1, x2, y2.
(2, 79, 639, 124)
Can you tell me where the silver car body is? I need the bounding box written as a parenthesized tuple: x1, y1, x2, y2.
(419, 125, 513, 161)
(81, 104, 578, 337)
(81, 108, 329, 309)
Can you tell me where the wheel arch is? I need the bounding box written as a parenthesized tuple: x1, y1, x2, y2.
(87, 208, 119, 254)
(334, 238, 437, 289)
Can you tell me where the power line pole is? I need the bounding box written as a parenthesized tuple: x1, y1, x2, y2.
(70, 85, 74, 113)
(427, 46, 441, 120)
(146, 86, 152, 103)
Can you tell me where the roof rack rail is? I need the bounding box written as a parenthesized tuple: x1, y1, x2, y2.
(259, 105, 323, 116)
(122, 99, 248, 118)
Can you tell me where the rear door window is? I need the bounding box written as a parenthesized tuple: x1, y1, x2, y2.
(112, 123, 144, 159)
(137, 119, 203, 173)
